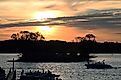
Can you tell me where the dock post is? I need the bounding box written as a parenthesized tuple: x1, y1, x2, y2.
(12, 58, 14, 72)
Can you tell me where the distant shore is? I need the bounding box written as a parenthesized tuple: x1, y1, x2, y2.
(0, 40, 121, 62)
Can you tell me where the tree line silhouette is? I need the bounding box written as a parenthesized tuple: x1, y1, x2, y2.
(11, 31, 96, 43)
(74, 34, 96, 42)
(11, 31, 45, 41)
(0, 31, 121, 62)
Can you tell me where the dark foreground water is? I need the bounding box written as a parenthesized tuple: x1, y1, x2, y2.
(0, 53, 121, 80)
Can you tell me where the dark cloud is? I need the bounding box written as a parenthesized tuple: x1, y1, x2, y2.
(1, 8, 121, 31)
(114, 33, 121, 35)
(0, 0, 13, 1)
(0, 16, 26, 22)
(45, 4, 56, 8)
(0, 21, 50, 28)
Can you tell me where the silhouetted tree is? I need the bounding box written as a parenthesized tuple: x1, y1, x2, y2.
(75, 36, 81, 42)
(35, 32, 45, 40)
(20, 31, 30, 40)
(80, 37, 86, 42)
(75, 36, 86, 42)
(29, 32, 37, 40)
(40, 34, 45, 40)
(11, 33, 19, 40)
(11, 31, 45, 41)
(85, 34, 96, 41)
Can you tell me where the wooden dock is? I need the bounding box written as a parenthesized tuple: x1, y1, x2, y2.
(6, 69, 16, 80)
(6, 58, 16, 80)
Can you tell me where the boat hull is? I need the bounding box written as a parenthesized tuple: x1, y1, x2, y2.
(85, 64, 113, 69)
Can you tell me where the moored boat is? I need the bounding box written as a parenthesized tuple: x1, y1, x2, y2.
(85, 60, 113, 69)
(19, 69, 62, 80)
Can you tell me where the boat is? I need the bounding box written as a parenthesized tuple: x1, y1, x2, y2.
(85, 60, 113, 69)
(19, 69, 62, 80)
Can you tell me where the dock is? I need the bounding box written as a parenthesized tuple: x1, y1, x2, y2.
(6, 58, 16, 80)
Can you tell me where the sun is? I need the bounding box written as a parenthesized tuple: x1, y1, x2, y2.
(36, 26, 55, 33)
(33, 11, 57, 20)
(40, 26, 51, 31)
(35, 26, 56, 39)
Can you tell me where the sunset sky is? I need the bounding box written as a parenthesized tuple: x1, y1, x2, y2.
(0, 0, 121, 42)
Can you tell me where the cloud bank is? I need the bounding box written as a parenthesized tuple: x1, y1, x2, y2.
(0, 8, 121, 30)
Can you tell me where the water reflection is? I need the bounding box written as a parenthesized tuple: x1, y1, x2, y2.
(1, 54, 121, 80)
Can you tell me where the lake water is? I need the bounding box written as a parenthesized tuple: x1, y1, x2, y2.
(0, 53, 121, 80)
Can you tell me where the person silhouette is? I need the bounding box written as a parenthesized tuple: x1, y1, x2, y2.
(102, 60, 105, 64)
